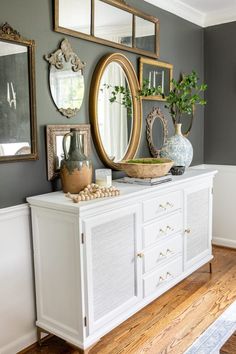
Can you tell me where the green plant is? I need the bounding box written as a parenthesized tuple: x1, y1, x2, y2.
(137, 79, 163, 98)
(165, 71, 207, 125)
(101, 84, 132, 117)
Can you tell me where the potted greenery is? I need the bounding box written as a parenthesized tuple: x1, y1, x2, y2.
(160, 71, 207, 170)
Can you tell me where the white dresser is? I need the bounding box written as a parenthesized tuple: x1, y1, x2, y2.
(27, 168, 217, 351)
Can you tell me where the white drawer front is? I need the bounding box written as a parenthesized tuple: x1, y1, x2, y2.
(143, 257, 182, 298)
(143, 234, 182, 274)
(143, 191, 182, 223)
(143, 212, 182, 248)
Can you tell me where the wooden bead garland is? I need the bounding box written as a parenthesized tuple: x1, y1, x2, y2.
(65, 183, 120, 203)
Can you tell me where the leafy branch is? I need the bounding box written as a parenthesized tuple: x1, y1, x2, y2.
(165, 71, 207, 125)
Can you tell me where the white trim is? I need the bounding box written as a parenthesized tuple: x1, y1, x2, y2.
(145, 0, 205, 27)
(1, 331, 36, 354)
(145, 0, 236, 28)
(0, 203, 29, 218)
(212, 237, 236, 249)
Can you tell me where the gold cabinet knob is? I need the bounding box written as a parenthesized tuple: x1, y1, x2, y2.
(159, 276, 165, 282)
(137, 253, 144, 258)
(159, 252, 165, 258)
(185, 228, 191, 234)
(166, 202, 174, 208)
(159, 204, 167, 210)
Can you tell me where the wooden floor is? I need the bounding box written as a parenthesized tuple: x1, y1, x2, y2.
(22, 246, 236, 354)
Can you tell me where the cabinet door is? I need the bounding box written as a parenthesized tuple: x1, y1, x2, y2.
(82, 204, 142, 334)
(184, 183, 212, 270)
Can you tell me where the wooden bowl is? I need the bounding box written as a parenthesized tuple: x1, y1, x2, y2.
(117, 158, 174, 179)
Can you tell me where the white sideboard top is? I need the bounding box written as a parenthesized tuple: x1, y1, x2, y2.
(27, 168, 217, 214)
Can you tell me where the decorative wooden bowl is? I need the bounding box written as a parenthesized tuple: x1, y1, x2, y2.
(117, 158, 174, 178)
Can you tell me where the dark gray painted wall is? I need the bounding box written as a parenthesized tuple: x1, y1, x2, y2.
(204, 22, 236, 165)
(0, 0, 204, 208)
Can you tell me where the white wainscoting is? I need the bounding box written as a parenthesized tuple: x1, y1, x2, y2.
(0, 204, 36, 354)
(193, 164, 236, 249)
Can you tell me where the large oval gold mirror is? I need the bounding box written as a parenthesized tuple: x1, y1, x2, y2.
(90, 53, 141, 170)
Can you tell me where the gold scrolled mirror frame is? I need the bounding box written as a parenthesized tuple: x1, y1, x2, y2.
(89, 53, 142, 170)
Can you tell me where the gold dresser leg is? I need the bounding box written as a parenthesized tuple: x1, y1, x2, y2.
(37, 326, 53, 346)
(209, 262, 212, 274)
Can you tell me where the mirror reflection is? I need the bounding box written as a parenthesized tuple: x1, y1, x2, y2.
(146, 107, 168, 157)
(45, 38, 85, 118)
(98, 62, 133, 162)
(152, 117, 164, 150)
(135, 17, 155, 53)
(49, 59, 84, 115)
(58, 0, 91, 35)
(94, 0, 132, 47)
(0, 22, 37, 161)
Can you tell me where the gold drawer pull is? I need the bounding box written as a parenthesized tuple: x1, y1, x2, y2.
(159, 228, 166, 234)
(159, 276, 165, 282)
(159, 252, 165, 258)
(137, 253, 144, 258)
(166, 202, 174, 208)
(166, 249, 172, 254)
(166, 272, 172, 278)
(185, 228, 191, 234)
(166, 225, 174, 232)
(159, 204, 167, 210)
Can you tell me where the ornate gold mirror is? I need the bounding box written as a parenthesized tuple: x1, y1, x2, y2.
(90, 53, 141, 170)
(146, 107, 168, 157)
(45, 38, 85, 118)
(54, 0, 159, 58)
(0, 23, 37, 162)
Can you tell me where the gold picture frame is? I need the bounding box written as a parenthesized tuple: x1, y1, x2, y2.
(46, 124, 91, 180)
(139, 57, 173, 101)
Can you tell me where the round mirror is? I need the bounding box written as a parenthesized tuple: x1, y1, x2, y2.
(45, 39, 85, 118)
(146, 107, 168, 157)
(90, 53, 141, 170)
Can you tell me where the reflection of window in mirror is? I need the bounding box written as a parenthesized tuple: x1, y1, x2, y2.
(135, 17, 155, 53)
(98, 62, 132, 162)
(94, 0, 132, 46)
(58, 0, 91, 34)
(0, 41, 31, 156)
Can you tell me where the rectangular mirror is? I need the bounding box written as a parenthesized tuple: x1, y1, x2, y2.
(0, 23, 37, 162)
(46, 124, 91, 180)
(54, 0, 160, 58)
(139, 57, 173, 101)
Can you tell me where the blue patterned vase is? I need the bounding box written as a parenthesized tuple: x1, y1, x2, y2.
(160, 123, 193, 167)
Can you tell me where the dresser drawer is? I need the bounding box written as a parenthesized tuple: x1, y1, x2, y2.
(143, 234, 182, 274)
(143, 191, 182, 223)
(143, 257, 183, 298)
(143, 212, 182, 248)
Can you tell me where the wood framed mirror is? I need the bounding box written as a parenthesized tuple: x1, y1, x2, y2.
(146, 107, 168, 157)
(89, 53, 142, 170)
(54, 0, 160, 58)
(0, 23, 37, 162)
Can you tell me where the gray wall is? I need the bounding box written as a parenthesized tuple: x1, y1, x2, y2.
(204, 22, 236, 164)
(0, 0, 204, 208)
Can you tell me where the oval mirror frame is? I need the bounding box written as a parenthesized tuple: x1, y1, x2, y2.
(90, 53, 142, 170)
(45, 38, 86, 118)
(146, 107, 168, 157)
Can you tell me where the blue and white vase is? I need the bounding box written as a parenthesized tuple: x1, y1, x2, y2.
(160, 123, 193, 167)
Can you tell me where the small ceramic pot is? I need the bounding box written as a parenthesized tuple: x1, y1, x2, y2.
(170, 166, 185, 175)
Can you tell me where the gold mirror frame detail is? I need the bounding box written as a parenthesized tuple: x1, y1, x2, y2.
(46, 124, 91, 180)
(0, 23, 37, 162)
(45, 38, 86, 118)
(139, 57, 173, 101)
(146, 107, 168, 157)
(54, 0, 160, 59)
(89, 53, 142, 170)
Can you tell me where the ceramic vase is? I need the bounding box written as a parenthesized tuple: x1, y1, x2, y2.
(60, 128, 92, 193)
(160, 123, 193, 168)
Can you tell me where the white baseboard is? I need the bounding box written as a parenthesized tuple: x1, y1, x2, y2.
(212, 237, 236, 249)
(1, 330, 37, 354)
